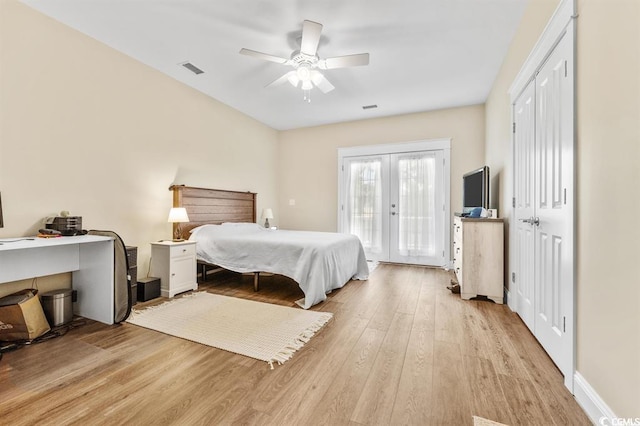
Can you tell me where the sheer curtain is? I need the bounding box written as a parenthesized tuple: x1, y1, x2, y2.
(347, 159, 382, 254)
(397, 153, 436, 256)
(339, 141, 450, 266)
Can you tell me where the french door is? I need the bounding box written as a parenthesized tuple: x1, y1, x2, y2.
(338, 141, 450, 266)
(512, 28, 574, 389)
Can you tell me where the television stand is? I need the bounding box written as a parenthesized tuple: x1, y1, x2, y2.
(452, 216, 504, 304)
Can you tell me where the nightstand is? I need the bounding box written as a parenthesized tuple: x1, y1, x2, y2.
(149, 241, 197, 298)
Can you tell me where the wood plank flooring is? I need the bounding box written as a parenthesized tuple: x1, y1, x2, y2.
(0, 264, 590, 425)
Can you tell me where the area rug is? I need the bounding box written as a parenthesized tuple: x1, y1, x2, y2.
(126, 292, 332, 368)
(473, 416, 509, 426)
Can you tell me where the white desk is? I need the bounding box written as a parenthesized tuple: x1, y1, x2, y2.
(0, 235, 115, 324)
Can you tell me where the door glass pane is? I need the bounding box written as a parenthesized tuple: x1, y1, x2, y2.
(347, 159, 382, 254)
(397, 153, 435, 256)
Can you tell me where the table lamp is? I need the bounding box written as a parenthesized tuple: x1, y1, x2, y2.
(168, 207, 189, 241)
(262, 208, 273, 228)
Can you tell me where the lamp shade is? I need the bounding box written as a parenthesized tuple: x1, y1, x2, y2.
(262, 208, 274, 219)
(167, 207, 189, 223)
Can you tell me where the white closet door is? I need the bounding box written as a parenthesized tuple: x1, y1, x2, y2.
(513, 79, 536, 331)
(533, 31, 574, 378)
(509, 1, 575, 391)
(513, 30, 574, 384)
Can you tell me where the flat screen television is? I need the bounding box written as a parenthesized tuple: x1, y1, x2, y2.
(463, 166, 489, 213)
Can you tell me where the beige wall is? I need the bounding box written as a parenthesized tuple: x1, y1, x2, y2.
(278, 105, 485, 232)
(0, 1, 279, 295)
(485, 0, 640, 417)
(485, 0, 561, 234)
(575, 0, 640, 417)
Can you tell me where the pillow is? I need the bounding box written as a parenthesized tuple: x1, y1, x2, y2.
(221, 222, 263, 231)
(189, 224, 219, 236)
(190, 223, 263, 240)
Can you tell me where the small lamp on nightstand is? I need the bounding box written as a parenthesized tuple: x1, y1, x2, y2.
(168, 207, 190, 241)
(262, 208, 273, 228)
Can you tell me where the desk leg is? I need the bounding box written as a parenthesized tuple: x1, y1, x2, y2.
(73, 240, 114, 324)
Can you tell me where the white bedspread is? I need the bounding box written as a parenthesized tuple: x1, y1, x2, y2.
(189, 223, 369, 309)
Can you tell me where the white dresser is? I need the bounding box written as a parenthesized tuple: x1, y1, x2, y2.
(452, 216, 504, 304)
(150, 241, 197, 298)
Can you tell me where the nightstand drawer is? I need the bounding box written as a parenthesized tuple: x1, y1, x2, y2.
(170, 243, 196, 258)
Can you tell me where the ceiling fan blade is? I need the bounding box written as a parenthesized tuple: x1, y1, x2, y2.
(239, 48, 289, 64)
(310, 71, 335, 94)
(300, 20, 323, 57)
(266, 71, 297, 88)
(319, 53, 370, 69)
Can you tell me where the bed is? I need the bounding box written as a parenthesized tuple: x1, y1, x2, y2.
(170, 185, 369, 308)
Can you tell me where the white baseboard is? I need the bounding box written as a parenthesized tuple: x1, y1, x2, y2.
(506, 291, 615, 423)
(574, 372, 617, 424)
(505, 287, 517, 312)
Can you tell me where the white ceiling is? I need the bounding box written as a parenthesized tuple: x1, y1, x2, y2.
(21, 0, 528, 130)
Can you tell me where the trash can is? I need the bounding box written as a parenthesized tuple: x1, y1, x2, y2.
(41, 289, 73, 326)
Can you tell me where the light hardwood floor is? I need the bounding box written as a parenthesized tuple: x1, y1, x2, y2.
(0, 264, 590, 425)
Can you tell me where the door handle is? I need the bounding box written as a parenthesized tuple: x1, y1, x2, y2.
(391, 212, 396, 215)
(519, 217, 540, 226)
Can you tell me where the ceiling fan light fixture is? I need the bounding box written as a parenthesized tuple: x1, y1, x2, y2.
(287, 73, 300, 87)
(301, 80, 313, 91)
(310, 70, 323, 86)
(296, 65, 311, 81)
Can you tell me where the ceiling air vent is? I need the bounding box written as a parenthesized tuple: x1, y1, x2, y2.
(181, 62, 204, 75)
(362, 104, 378, 110)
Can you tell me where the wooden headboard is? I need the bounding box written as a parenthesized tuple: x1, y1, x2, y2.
(170, 185, 256, 239)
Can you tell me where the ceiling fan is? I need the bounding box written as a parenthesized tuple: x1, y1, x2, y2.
(239, 20, 369, 102)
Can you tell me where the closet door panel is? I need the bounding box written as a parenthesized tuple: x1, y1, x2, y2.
(513, 79, 536, 331)
(533, 31, 574, 378)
